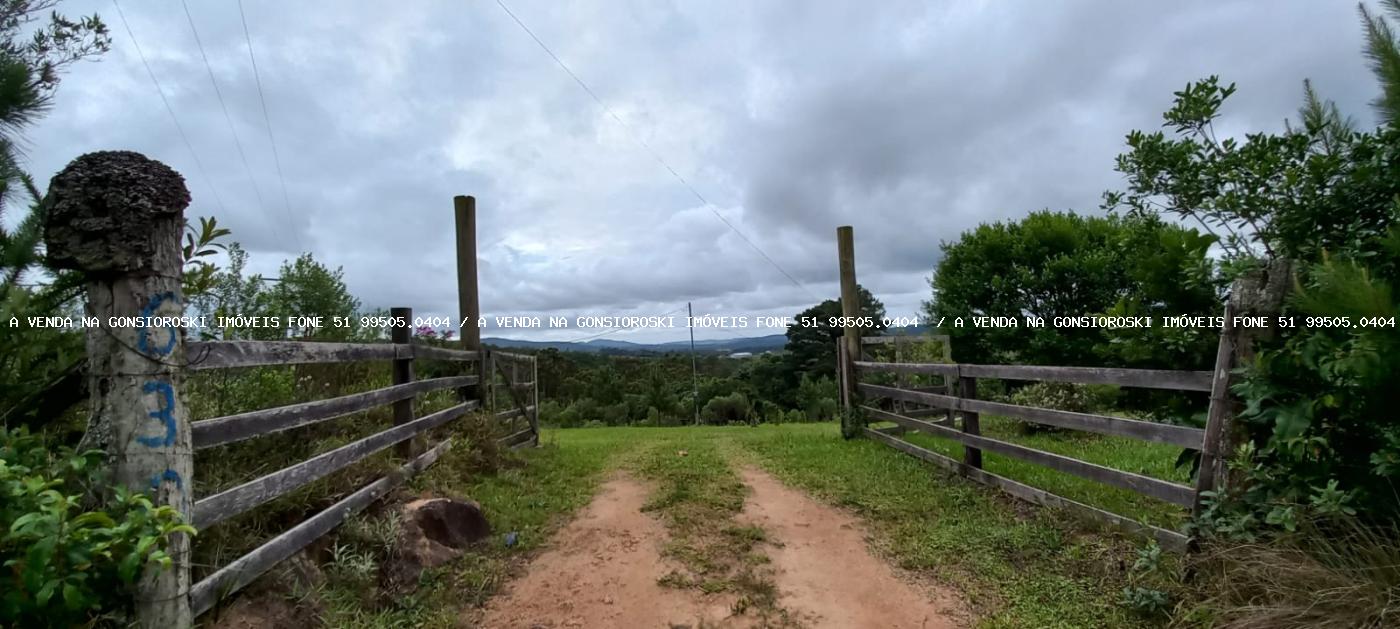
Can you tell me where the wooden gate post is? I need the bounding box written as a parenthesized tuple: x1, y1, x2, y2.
(837, 226, 860, 438)
(958, 369, 982, 469)
(1194, 304, 1235, 517)
(531, 357, 540, 445)
(454, 195, 481, 402)
(390, 307, 417, 457)
(43, 151, 193, 627)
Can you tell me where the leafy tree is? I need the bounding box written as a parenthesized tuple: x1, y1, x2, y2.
(1361, 0, 1400, 125)
(794, 373, 838, 421)
(0, 1, 110, 427)
(926, 211, 1218, 367)
(261, 253, 361, 340)
(1111, 72, 1400, 528)
(784, 284, 886, 378)
(1104, 76, 1396, 265)
(0, 0, 109, 293)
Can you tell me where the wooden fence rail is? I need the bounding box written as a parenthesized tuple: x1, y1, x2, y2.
(183, 333, 538, 616)
(833, 224, 1242, 554)
(41, 166, 539, 628)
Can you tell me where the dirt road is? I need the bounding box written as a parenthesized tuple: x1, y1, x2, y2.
(477, 468, 966, 628)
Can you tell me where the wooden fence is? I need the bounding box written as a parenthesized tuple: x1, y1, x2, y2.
(832, 226, 1241, 553)
(39, 152, 536, 627)
(184, 331, 538, 616)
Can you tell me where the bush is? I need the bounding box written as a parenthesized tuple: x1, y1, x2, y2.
(1007, 382, 1100, 434)
(701, 392, 751, 425)
(1, 427, 193, 626)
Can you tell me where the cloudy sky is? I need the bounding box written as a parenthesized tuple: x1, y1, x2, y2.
(19, 1, 1381, 342)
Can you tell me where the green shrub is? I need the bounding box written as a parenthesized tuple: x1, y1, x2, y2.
(1, 427, 194, 626)
(1007, 382, 1099, 434)
(701, 392, 751, 425)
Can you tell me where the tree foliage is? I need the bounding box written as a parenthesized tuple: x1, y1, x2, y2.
(926, 211, 1219, 368)
(784, 284, 885, 378)
(1110, 71, 1400, 530)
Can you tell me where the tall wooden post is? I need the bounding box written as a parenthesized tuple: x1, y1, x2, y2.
(837, 226, 860, 438)
(390, 307, 416, 457)
(44, 151, 193, 627)
(1194, 304, 1236, 517)
(454, 195, 481, 402)
(959, 370, 981, 469)
(1194, 263, 1285, 512)
(531, 358, 541, 445)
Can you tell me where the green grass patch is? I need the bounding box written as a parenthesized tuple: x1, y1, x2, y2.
(891, 414, 1190, 529)
(726, 423, 1169, 628)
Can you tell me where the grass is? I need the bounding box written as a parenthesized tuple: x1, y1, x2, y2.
(725, 423, 1170, 628)
(265, 422, 1175, 628)
(629, 432, 794, 624)
(888, 413, 1191, 529)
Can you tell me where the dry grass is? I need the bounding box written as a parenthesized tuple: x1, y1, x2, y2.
(1186, 518, 1400, 628)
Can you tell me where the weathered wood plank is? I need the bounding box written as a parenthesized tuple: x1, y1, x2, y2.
(862, 429, 1189, 552)
(191, 438, 453, 616)
(960, 375, 982, 468)
(860, 334, 950, 345)
(493, 359, 536, 445)
(494, 405, 536, 422)
(491, 350, 535, 363)
(193, 401, 475, 528)
(187, 341, 411, 371)
(854, 361, 959, 376)
(412, 345, 481, 362)
(965, 397, 1205, 449)
(1194, 304, 1237, 517)
(498, 427, 534, 448)
(861, 406, 1196, 506)
(857, 383, 1204, 448)
(855, 361, 1211, 391)
(857, 383, 960, 409)
(958, 364, 1211, 392)
(193, 377, 478, 449)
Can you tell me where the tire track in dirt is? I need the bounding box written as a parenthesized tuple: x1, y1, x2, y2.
(476, 466, 968, 628)
(474, 474, 733, 628)
(739, 467, 969, 628)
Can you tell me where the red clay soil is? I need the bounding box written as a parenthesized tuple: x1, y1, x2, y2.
(739, 467, 968, 628)
(477, 468, 968, 628)
(474, 475, 734, 628)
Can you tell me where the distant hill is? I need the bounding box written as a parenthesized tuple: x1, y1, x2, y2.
(482, 324, 931, 355)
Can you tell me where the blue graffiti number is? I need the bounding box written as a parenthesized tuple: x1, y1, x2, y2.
(148, 468, 183, 490)
(137, 292, 179, 357)
(136, 380, 177, 448)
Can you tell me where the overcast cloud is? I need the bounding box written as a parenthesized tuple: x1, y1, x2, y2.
(16, 1, 1380, 342)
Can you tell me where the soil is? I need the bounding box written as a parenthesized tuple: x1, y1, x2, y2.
(475, 475, 734, 628)
(477, 469, 968, 628)
(739, 467, 968, 628)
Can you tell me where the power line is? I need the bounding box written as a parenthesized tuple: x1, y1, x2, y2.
(181, 0, 292, 249)
(492, 0, 819, 302)
(111, 0, 227, 216)
(236, 0, 298, 251)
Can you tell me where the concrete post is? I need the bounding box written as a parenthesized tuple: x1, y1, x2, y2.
(43, 151, 193, 627)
